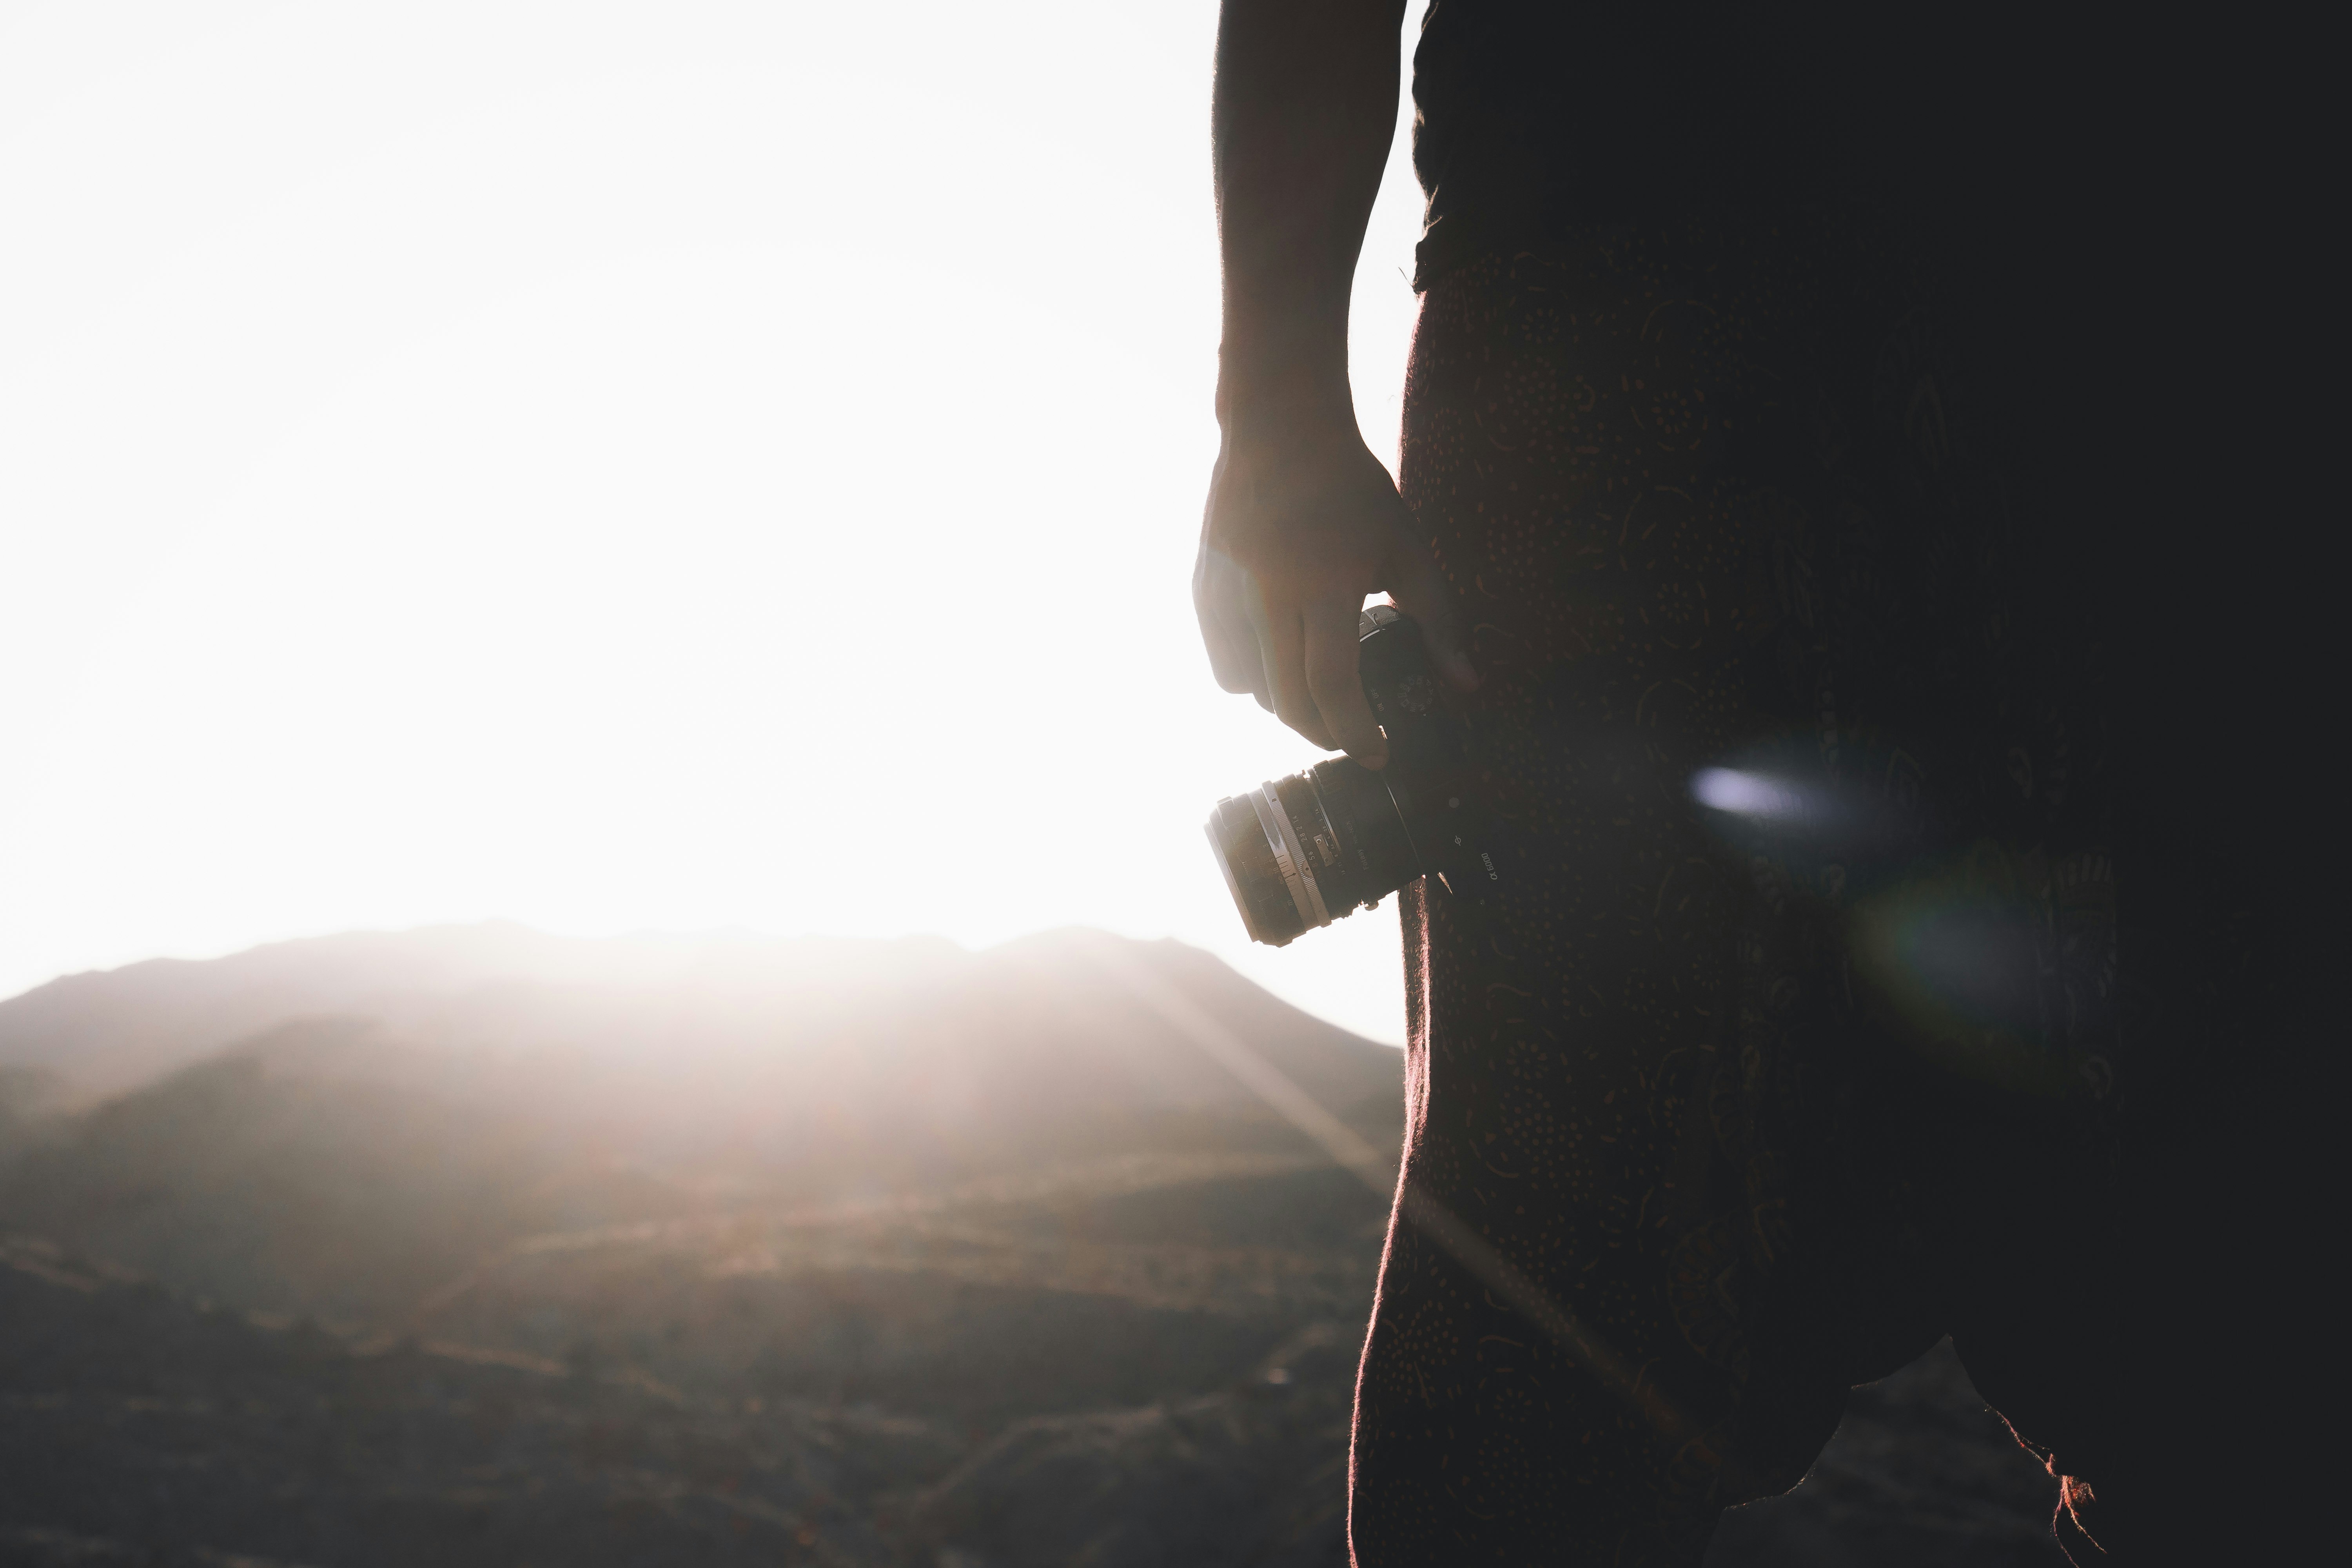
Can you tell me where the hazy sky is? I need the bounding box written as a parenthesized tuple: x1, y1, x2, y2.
(0, 2, 1431, 1041)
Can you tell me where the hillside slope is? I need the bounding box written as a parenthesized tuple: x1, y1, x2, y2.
(0, 927, 1401, 1323)
(0, 926, 2062, 1566)
(0, 924, 1397, 1123)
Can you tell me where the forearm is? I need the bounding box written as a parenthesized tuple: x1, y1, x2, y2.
(1212, 0, 1406, 429)
(1198, 0, 1469, 757)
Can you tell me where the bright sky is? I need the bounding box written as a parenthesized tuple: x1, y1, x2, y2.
(0, 2, 1431, 1042)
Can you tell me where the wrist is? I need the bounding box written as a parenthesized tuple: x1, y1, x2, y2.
(1215, 353, 1356, 440)
(1215, 294, 1354, 416)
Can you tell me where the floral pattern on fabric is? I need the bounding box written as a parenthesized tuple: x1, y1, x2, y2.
(1348, 217, 2120, 1565)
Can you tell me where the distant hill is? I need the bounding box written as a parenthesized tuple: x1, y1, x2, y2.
(0, 926, 1409, 1566)
(0, 924, 1394, 1111)
(0, 926, 1402, 1323)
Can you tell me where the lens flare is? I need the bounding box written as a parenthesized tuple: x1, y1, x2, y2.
(1690, 767, 1808, 821)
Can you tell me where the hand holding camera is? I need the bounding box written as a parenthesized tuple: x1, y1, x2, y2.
(1194, 398, 1487, 946)
(1206, 605, 1504, 946)
(1192, 411, 1477, 769)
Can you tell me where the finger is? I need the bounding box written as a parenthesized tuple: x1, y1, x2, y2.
(1193, 548, 1265, 697)
(1385, 534, 1480, 691)
(1212, 607, 1263, 700)
(1305, 598, 1388, 768)
(1257, 599, 1334, 750)
(1198, 596, 1261, 695)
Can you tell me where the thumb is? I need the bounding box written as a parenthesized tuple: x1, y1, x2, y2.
(1386, 534, 1479, 692)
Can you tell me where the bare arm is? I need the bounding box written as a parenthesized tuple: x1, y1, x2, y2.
(1196, 0, 1474, 768)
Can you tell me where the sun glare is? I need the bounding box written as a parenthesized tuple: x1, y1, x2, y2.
(0, 2, 1431, 1042)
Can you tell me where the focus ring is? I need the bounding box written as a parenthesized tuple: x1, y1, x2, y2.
(1248, 784, 1330, 931)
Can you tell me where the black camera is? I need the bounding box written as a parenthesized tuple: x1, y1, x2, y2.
(1205, 606, 1500, 947)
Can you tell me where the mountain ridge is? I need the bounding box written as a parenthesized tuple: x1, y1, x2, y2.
(0, 924, 1403, 1327)
(0, 922, 1393, 1104)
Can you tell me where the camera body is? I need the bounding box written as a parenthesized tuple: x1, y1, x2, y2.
(1206, 606, 1499, 947)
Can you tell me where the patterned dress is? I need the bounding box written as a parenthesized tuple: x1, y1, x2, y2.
(1346, 213, 2130, 1563)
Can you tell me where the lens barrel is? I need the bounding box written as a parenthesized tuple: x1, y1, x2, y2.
(1205, 756, 1422, 947)
(1205, 606, 1465, 947)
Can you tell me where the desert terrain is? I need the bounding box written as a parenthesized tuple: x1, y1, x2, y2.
(0, 925, 2064, 1565)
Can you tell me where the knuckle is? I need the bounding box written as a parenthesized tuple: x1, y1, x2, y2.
(1274, 697, 1327, 744)
(1308, 685, 1370, 744)
(1311, 634, 1359, 675)
(1304, 640, 1359, 685)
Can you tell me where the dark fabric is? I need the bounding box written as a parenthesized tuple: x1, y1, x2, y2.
(1347, 213, 2319, 1564)
(1409, 2, 2145, 289)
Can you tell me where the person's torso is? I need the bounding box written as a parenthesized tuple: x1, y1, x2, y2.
(1409, 1, 2139, 287)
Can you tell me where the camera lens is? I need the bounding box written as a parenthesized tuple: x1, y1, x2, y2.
(1205, 757, 1423, 947)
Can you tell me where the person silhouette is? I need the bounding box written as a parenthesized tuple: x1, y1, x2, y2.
(1194, 4, 2326, 1563)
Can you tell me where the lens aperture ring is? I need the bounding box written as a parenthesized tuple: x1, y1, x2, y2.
(1248, 784, 1330, 931)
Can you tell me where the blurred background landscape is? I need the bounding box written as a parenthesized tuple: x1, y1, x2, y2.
(0, 924, 2067, 1566)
